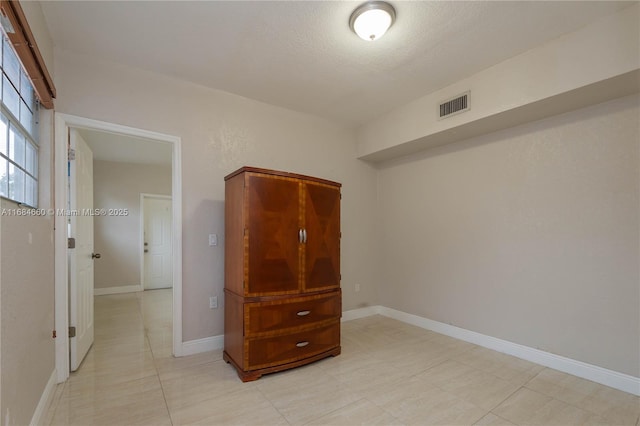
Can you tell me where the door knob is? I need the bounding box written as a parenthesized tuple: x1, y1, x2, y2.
(91, 253, 101, 259)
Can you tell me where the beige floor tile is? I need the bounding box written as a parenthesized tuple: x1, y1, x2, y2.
(341, 315, 411, 351)
(253, 358, 327, 390)
(426, 332, 479, 352)
(46, 294, 639, 426)
(339, 334, 370, 355)
(91, 331, 148, 346)
(341, 329, 398, 352)
(94, 312, 143, 327)
(148, 339, 173, 359)
(454, 346, 545, 385)
(416, 360, 521, 410)
(66, 365, 159, 392)
(494, 387, 608, 425)
(154, 349, 223, 374)
(74, 346, 155, 374)
(326, 354, 414, 399)
(256, 365, 362, 425)
(170, 386, 286, 425)
(91, 335, 152, 356)
(51, 379, 169, 426)
(316, 344, 375, 371)
(526, 368, 640, 425)
(342, 314, 389, 329)
(371, 339, 469, 376)
(306, 398, 404, 425)
(473, 413, 516, 425)
(92, 326, 146, 342)
(62, 375, 161, 403)
(317, 346, 391, 376)
(350, 316, 438, 344)
(42, 383, 67, 426)
(369, 376, 488, 425)
(71, 348, 155, 377)
(160, 360, 253, 411)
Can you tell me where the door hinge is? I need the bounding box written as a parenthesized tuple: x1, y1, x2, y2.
(68, 148, 76, 160)
(69, 326, 76, 338)
(52, 330, 56, 339)
(68, 237, 76, 249)
(244, 228, 248, 236)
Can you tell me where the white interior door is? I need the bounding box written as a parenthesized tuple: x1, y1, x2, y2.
(69, 129, 95, 371)
(143, 196, 173, 289)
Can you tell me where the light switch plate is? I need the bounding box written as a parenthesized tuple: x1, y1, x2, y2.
(209, 234, 218, 246)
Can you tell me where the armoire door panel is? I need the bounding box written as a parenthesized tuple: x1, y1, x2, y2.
(247, 174, 300, 294)
(304, 183, 341, 291)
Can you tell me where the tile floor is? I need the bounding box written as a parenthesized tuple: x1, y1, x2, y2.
(45, 290, 640, 425)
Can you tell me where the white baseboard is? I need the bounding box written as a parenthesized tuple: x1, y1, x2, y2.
(30, 369, 57, 426)
(181, 335, 224, 356)
(341, 305, 640, 396)
(341, 305, 381, 322)
(94, 285, 143, 296)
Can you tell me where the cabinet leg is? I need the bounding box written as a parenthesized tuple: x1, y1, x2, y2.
(237, 370, 262, 382)
(223, 351, 262, 381)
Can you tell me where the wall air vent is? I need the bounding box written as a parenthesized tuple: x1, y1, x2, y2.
(439, 92, 469, 119)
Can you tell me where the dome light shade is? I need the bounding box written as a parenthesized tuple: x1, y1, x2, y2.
(349, 1, 396, 41)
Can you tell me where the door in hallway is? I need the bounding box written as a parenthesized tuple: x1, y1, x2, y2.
(69, 129, 95, 371)
(143, 196, 173, 289)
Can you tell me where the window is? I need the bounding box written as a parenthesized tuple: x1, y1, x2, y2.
(0, 34, 39, 207)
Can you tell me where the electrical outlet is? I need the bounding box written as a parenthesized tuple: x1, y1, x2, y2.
(355, 283, 361, 292)
(209, 296, 218, 309)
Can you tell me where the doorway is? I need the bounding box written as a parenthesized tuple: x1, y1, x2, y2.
(54, 114, 183, 384)
(141, 194, 173, 290)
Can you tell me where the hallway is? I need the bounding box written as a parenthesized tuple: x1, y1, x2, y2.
(46, 290, 178, 425)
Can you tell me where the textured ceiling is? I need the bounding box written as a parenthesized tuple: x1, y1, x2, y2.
(41, 1, 632, 127)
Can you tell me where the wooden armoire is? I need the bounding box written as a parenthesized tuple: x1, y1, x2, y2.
(223, 167, 341, 382)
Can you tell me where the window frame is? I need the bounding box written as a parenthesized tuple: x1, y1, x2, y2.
(0, 0, 56, 109)
(0, 23, 40, 207)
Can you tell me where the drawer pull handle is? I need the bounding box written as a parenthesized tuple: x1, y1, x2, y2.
(296, 341, 310, 348)
(297, 310, 311, 317)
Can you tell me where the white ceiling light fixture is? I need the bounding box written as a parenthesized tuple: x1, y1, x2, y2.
(349, 1, 396, 41)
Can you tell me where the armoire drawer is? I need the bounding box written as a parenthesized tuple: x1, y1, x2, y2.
(244, 291, 341, 335)
(247, 321, 340, 370)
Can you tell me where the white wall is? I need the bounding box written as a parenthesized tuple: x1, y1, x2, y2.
(54, 48, 380, 341)
(0, 203, 55, 426)
(377, 94, 639, 377)
(0, 109, 55, 426)
(1, 3, 56, 425)
(93, 160, 172, 290)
